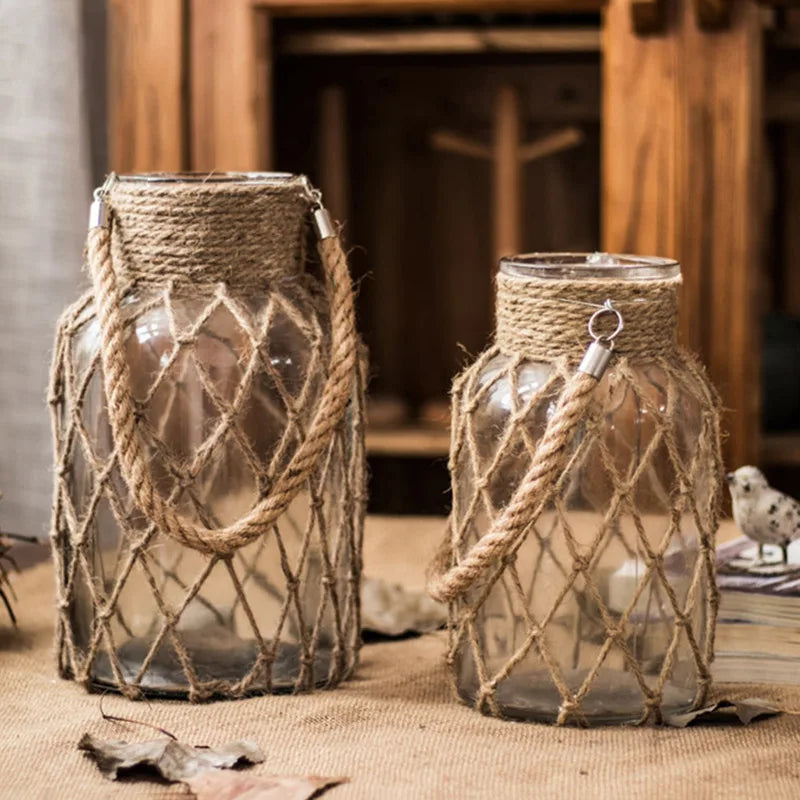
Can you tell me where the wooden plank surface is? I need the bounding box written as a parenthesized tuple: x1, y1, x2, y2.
(603, 0, 763, 469)
(603, 0, 678, 261)
(493, 85, 522, 264)
(761, 433, 800, 467)
(780, 127, 800, 314)
(259, 0, 602, 15)
(190, 0, 271, 170)
(366, 425, 450, 457)
(108, 0, 186, 172)
(681, 0, 763, 471)
(318, 86, 350, 224)
(278, 28, 601, 56)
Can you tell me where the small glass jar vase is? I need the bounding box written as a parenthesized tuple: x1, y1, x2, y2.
(50, 173, 365, 700)
(428, 254, 722, 725)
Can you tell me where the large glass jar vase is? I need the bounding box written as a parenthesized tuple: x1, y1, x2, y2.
(441, 254, 720, 725)
(50, 173, 364, 699)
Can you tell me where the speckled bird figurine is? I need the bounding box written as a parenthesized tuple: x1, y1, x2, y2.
(727, 466, 800, 564)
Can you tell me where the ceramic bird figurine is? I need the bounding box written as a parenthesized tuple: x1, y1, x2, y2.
(727, 466, 800, 564)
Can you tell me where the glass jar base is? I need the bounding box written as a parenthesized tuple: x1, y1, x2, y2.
(458, 667, 699, 725)
(85, 635, 336, 698)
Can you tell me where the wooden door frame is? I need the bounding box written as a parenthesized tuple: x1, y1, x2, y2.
(254, 0, 600, 12)
(604, 0, 763, 468)
(109, 0, 602, 173)
(108, 0, 764, 467)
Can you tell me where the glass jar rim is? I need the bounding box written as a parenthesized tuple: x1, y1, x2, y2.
(500, 252, 680, 281)
(117, 171, 299, 185)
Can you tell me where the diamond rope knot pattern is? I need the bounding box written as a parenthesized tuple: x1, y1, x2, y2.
(436, 347, 722, 725)
(50, 266, 366, 700)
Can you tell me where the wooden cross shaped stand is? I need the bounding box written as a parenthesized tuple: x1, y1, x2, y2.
(430, 83, 584, 264)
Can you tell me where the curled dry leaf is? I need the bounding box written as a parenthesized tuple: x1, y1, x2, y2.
(78, 732, 264, 781)
(186, 771, 348, 800)
(662, 697, 781, 728)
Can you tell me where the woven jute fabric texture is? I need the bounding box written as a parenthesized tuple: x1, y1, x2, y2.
(48, 176, 366, 700)
(2, 522, 800, 800)
(429, 271, 723, 725)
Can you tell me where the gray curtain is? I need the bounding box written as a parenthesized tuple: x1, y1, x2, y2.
(0, 0, 103, 538)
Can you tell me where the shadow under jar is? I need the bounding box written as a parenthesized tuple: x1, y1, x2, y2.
(51, 173, 365, 700)
(435, 253, 721, 725)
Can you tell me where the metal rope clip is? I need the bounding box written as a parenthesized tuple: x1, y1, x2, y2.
(312, 204, 336, 241)
(88, 172, 117, 230)
(299, 175, 336, 241)
(578, 299, 624, 379)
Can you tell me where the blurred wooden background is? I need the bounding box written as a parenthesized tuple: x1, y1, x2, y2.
(107, 0, 800, 512)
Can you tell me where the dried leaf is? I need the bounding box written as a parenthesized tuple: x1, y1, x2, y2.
(662, 697, 781, 728)
(78, 733, 264, 781)
(731, 698, 782, 724)
(186, 771, 347, 800)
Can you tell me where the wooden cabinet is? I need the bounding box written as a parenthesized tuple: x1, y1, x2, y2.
(108, 0, 793, 487)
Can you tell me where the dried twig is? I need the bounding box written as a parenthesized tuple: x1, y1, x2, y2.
(98, 694, 178, 741)
(0, 537, 18, 626)
(0, 531, 40, 543)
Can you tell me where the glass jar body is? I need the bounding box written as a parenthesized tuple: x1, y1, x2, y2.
(452, 352, 713, 724)
(61, 280, 360, 697)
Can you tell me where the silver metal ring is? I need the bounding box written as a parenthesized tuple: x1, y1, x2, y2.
(298, 175, 323, 209)
(587, 300, 624, 344)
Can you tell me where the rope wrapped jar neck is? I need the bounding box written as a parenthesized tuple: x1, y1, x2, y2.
(85, 173, 357, 557)
(495, 269, 681, 363)
(94, 172, 314, 288)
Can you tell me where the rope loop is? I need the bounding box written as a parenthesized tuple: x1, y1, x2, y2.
(85, 182, 358, 556)
(428, 368, 600, 603)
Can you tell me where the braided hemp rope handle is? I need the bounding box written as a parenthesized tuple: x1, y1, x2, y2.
(427, 365, 602, 604)
(86, 207, 358, 557)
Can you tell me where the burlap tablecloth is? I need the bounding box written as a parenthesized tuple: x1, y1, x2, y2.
(2, 516, 799, 799)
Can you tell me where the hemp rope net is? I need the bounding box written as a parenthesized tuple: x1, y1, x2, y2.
(428, 271, 723, 725)
(49, 177, 366, 700)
